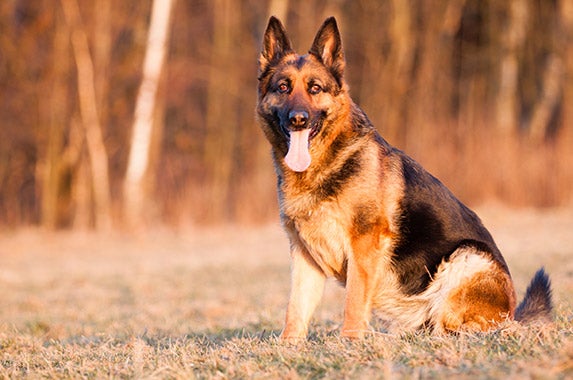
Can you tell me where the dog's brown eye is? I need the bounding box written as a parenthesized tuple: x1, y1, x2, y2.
(309, 84, 322, 95)
(278, 83, 289, 93)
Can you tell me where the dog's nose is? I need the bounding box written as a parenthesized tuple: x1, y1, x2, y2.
(288, 110, 309, 128)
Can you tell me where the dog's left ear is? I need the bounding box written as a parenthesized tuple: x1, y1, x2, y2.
(309, 17, 345, 84)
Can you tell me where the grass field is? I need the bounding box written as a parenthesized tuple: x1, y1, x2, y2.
(0, 207, 572, 379)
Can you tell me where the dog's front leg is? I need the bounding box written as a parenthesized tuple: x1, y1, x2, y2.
(341, 253, 377, 339)
(281, 246, 326, 341)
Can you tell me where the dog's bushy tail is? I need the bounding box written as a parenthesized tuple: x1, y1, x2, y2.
(514, 268, 553, 323)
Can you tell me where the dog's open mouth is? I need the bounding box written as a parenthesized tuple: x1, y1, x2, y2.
(283, 123, 321, 172)
(285, 129, 311, 172)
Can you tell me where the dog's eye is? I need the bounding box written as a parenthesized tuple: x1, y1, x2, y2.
(309, 84, 322, 95)
(277, 83, 290, 94)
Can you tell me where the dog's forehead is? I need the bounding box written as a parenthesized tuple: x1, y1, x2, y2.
(272, 53, 331, 80)
(285, 53, 321, 70)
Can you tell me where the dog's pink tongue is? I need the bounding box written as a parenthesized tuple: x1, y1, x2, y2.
(284, 129, 311, 172)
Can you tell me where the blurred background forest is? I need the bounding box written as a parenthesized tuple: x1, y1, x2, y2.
(1, 0, 572, 230)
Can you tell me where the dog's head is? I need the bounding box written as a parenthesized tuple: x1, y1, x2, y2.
(257, 17, 349, 172)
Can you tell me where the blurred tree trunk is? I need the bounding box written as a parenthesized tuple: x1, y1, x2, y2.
(354, 2, 390, 138)
(69, 0, 113, 229)
(68, 121, 91, 228)
(496, 0, 528, 136)
(454, 1, 489, 136)
(41, 11, 70, 229)
(123, 0, 175, 228)
(528, 55, 563, 142)
(93, 0, 111, 114)
(384, 0, 415, 146)
(560, 0, 573, 140)
(203, 0, 240, 222)
(61, 0, 112, 230)
(408, 0, 465, 151)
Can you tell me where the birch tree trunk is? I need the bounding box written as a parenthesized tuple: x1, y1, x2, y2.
(123, 0, 175, 228)
(61, 0, 112, 230)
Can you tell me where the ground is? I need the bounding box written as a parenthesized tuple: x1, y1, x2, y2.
(0, 206, 572, 378)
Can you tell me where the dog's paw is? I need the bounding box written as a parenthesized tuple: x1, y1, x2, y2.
(340, 328, 366, 339)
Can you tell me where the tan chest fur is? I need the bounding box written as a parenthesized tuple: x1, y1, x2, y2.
(285, 197, 353, 280)
(279, 141, 403, 283)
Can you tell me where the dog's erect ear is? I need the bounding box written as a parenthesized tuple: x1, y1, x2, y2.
(309, 17, 345, 83)
(259, 16, 293, 75)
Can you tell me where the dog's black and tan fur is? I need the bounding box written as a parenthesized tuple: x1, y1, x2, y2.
(257, 17, 553, 339)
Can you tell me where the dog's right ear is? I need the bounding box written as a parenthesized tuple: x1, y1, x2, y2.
(259, 16, 293, 75)
(309, 17, 344, 86)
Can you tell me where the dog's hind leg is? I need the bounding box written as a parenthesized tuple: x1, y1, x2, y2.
(281, 245, 326, 340)
(426, 247, 517, 333)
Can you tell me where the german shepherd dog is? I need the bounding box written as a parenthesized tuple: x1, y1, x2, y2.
(257, 17, 553, 339)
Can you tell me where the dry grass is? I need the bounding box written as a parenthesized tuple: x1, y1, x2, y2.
(0, 207, 572, 378)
